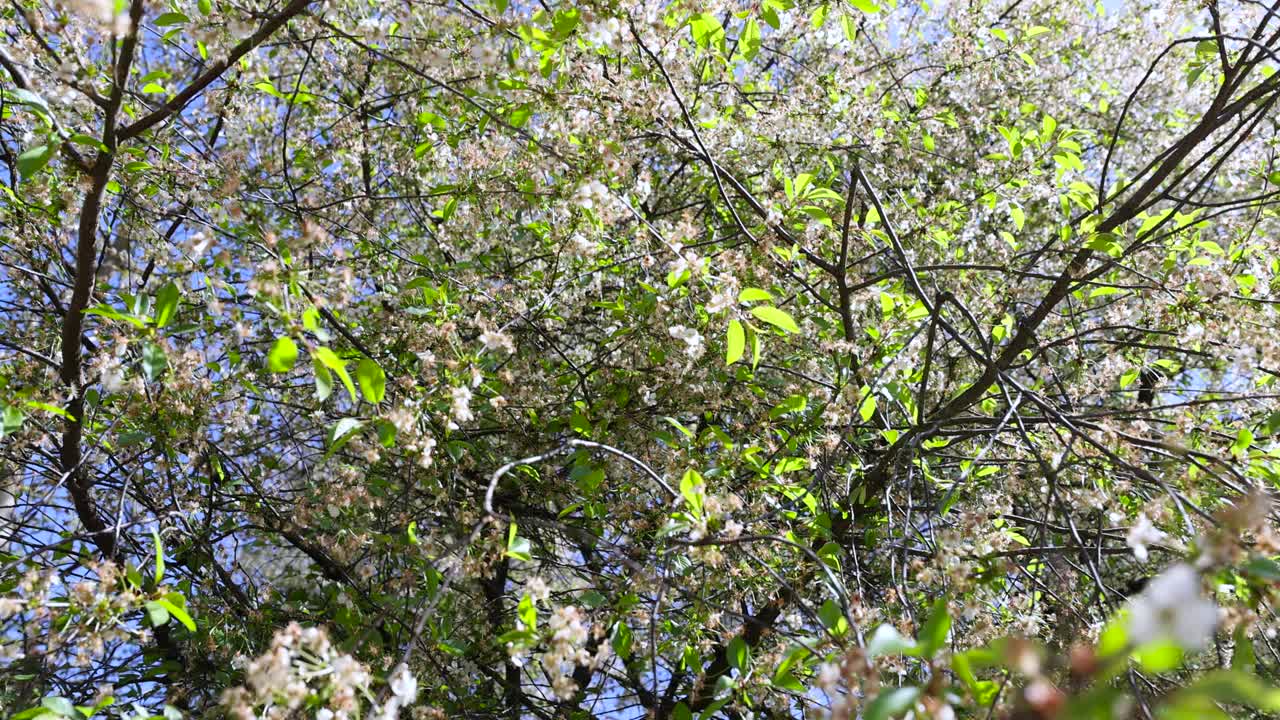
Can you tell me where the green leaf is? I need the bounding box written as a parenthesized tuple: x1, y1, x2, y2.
(1243, 556, 1280, 582)
(664, 416, 695, 440)
(740, 18, 761, 60)
(725, 320, 745, 365)
(772, 669, 804, 692)
(867, 624, 918, 657)
(374, 420, 396, 447)
(151, 529, 164, 585)
(1232, 428, 1253, 458)
(41, 697, 76, 718)
(356, 358, 387, 403)
(24, 400, 73, 421)
(312, 347, 357, 402)
(68, 134, 108, 152)
(141, 343, 167, 382)
(1232, 625, 1256, 673)
(680, 470, 704, 516)
(267, 337, 298, 373)
(144, 600, 170, 627)
(769, 394, 807, 419)
(7, 88, 52, 115)
(1162, 669, 1280, 715)
(84, 304, 147, 327)
(152, 281, 179, 328)
(738, 288, 774, 303)
(761, 6, 780, 29)
(611, 622, 633, 659)
(154, 11, 189, 25)
(198, 0, 212, 14)
(18, 143, 55, 178)
(689, 12, 724, 49)
(811, 3, 828, 28)
(750, 305, 799, 333)
(1, 404, 25, 438)
(1085, 232, 1124, 258)
(1096, 614, 1129, 659)
(517, 588, 537, 628)
(507, 533, 532, 561)
(865, 686, 921, 720)
(819, 599, 849, 636)
(155, 597, 195, 632)
(917, 599, 951, 657)
(327, 418, 364, 455)
(849, 0, 881, 12)
(1135, 640, 1184, 673)
(858, 387, 877, 422)
(313, 359, 334, 400)
(727, 635, 750, 674)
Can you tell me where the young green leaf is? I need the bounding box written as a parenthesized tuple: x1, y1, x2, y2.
(312, 346, 357, 402)
(725, 319, 745, 365)
(738, 288, 774, 303)
(151, 529, 165, 585)
(313, 359, 334, 400)
(356, 358, 387, 403)
(864, 686, 921, 720)
(141, 343, 167, 382)
(154, 11, 189, 25)
(917, 599, 951, 657)
(17, 143, 54, 178)
(750, 305, 799, 333)
(152, 281, 180, 328)
(144, 600, 171, 628)
(1, 405, 26, 438)
(867, 624, 919, 657)
(68, 133, 108, 152)
(268, 337, 299, 372)
(727, 635, 750, 674)
(155, 597, 196, 632)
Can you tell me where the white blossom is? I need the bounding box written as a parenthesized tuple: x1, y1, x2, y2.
(667, 325, 705, 359)
(1126, 514, 1165, 562)
(573, 180, 610, 210)
(480, 329, 515, 354)
(450, 386, 474, 423)
(1127, 563, 1218, 650)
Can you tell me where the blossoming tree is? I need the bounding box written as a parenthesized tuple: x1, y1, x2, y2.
(5, 0, 1280, 718)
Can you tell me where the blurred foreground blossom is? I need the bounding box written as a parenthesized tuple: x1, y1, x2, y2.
(1127, 563, 1218, 650)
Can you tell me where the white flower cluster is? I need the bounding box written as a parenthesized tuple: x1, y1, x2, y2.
(221, 623, 417, 720)
(1126, 563, 1218, 650)
(450, 385, 474, 424)
(67, 0, 128, 33)
(572, 180, 611, 210)
(583, 17, 622, 50)
(565, 233, 599, 259)
(479, 329, 515, 355)
(668, 245, 708, 279)
(542, 606, 594, 700)
(667, 325, 705, 359)
(1125, 513, 1165, 563)
(704, 277, 738, 314)
(373, 664, 418, 720)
